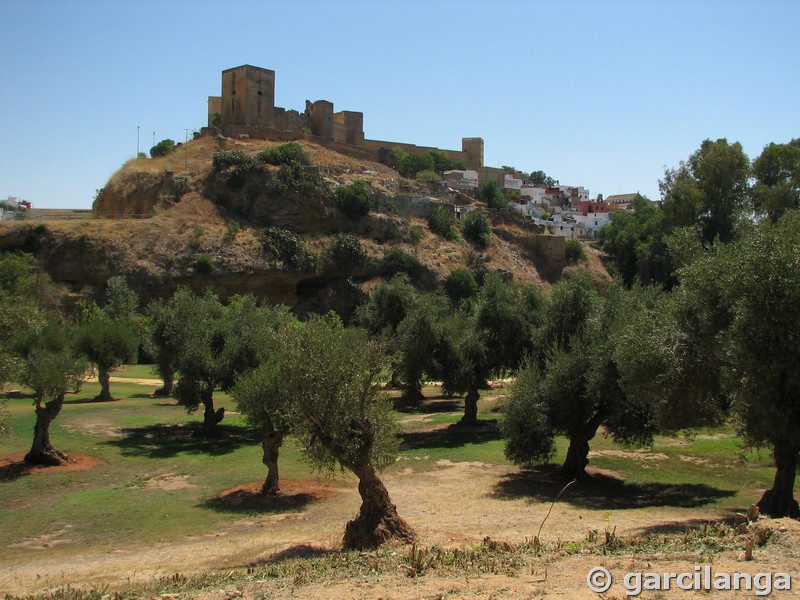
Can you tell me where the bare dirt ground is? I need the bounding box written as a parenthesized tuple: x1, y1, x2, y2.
(3, 456, 798, 598)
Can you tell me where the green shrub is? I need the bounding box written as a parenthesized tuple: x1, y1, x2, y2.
(409, 224, 424, 245)
(260, 227, 318, 272)
(392, 148, 465, 178)
(445, 268, 478, 304)
(467, 252, 489, 286)
(335, 180, 371, 220)
(382, 247, 421, 278)
(266, 163, 325, 199)
(257, 142, 310, 166)
(428, 206, 458, 241)
(194, 253, 214, 274)
(224, 221, 241, 241)
(416, 170, 441, 184)
(211, 150, 260, 189)
(565, 238, 587, 262)
(150, 139, 176, 158)
(462, 208, 492, 247)
(479, 181, 509, 210)
(327, 233, 368, 268)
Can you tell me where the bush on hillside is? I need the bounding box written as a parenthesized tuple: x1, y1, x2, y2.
(565, 238, 587, 262)
(193, 253, 214, 274)
(462, 208, 492, 247)
(428, 206, 458, 241)
(445, 268, 478, 304)
(150, 139, 176, 158)
(260, 227, 318, 272)
(382, 247, 422, 279)
(257, 142, 310, 166)
(479, 181, 509, 210)
(335, 180, 371, 220)
(327, 233, 368, 268)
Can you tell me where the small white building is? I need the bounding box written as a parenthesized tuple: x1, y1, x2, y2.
(531, 218, 586, 239)
(502, 174, 523, 191)
(573, 211, 611, 239)
(442, 169, 479, 190)
(510, 202, 546, 219)
(521, 185, 546, 204)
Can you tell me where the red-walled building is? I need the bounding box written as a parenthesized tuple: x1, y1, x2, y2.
(577, 200, 607, 216)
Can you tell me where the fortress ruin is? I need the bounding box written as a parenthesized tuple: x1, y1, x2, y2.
(203, 64, 486, 173)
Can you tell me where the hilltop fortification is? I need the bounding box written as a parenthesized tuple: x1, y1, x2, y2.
(203, 65, 510, 184)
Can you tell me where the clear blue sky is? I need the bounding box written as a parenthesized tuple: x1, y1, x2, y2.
(1, 0, 798, 209)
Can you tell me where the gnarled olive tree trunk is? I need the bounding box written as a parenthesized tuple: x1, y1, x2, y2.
(94, 364, 113, 402)
(199, 390, 224, 437)
(558, 412, 605, 480)
(343, 462, 416, 550)
(261, 428, 283, 495)
(402, 381, 424, 402)
(458, 386, 480, 426)
(25, 394, 71, 466)
(757, 441, 800, 518)
(154, 369, 175, 397)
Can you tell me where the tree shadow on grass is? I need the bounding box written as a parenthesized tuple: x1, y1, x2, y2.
(203, 489, 319, 515)
(107, 423, 253, 458)
(400, 421, 502, 451)
(492, 465, 736, 510)
(244, 544, 338, 568)
(631, 516, 739, 537)
(63, 392, 158, 404)
(393, 395, 463, 414)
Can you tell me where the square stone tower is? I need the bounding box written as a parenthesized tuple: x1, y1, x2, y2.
(462, 137, 484, 170)
(221, 65, 276, 128)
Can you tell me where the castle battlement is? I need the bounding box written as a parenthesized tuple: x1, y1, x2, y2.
(205, 65, 485, 171)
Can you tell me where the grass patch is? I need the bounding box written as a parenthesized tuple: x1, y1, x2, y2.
(0, 374, 784, 578)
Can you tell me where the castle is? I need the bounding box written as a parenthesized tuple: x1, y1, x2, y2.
(203, 64, 486, 174)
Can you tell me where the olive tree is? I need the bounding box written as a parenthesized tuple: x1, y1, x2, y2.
(155, 288, 227, 435)
(73, 277, 141, 401)
(153, 289, 291, 437)
(232, 352, 292, 495)
(267, 314, 416, 549)
(503, 277, 656, 479)
(16, 324, 86, 465)
(354, 274, 418, 389)
(396, 293, 449, 401)
(618, 212, 800, 516)
(146, 297, 180, 396)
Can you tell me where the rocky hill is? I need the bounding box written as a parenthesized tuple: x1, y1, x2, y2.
(0, 136, 610, 316)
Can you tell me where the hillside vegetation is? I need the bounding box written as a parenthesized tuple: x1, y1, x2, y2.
(0, 136, 606, 316)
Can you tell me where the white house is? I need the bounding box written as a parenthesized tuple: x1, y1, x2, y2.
(442, 170, 479, 190)
(521, 185, 546, 204)
(510, 202, 546, 219)
(572, 211, 611, 239)
(502, 174, 523, 191)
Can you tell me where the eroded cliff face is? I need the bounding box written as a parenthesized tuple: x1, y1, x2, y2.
(93, 171, 173, 218)
(0, 214, 380, 321)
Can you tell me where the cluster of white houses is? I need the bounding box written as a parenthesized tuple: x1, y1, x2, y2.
(441, 169, 639, 240)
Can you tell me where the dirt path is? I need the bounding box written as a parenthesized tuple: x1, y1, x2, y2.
(82, 375, 165, 386)
(3, 460, 783, 597)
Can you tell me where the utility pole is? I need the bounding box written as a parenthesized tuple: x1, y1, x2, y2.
(153, 132, 155, 148)
(137, 126, 140, 156)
